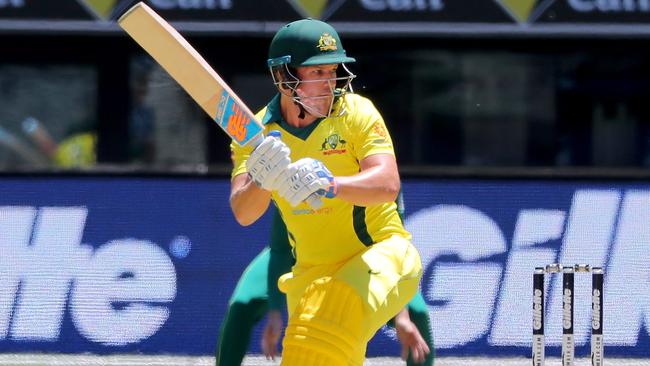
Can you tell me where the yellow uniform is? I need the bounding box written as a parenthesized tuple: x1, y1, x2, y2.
(231, 93, 422, 366)
(232, 93, 410, 264)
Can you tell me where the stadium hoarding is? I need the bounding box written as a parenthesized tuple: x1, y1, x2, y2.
(2, 0, 650, 36)
(0, 176, 648, 358)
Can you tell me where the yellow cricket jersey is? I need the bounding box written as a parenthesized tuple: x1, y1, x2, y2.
(231, 93, 411, 266)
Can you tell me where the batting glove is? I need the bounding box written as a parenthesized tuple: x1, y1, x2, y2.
(278, 158, 337, 207)
(246, 132, 291, 191)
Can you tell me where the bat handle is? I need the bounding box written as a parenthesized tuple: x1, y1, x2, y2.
(249, 133, 265, 148)
(305, 192, 323, 209)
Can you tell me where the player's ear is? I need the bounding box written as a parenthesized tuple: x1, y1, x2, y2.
(274, 66, 298, 92)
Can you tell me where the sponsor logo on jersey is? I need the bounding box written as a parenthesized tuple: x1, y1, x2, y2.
(320, 133, 347, 155)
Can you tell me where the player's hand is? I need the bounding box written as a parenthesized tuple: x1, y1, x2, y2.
(261, 310, 283, 361)
(278, 158, 337, 207)
(246, 133, 291, 191)
(395, 311, 430, 364)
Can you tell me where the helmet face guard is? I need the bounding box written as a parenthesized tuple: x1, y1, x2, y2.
(268, 56, 356, 118)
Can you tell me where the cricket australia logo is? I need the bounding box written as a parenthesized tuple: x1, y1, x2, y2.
(318, 33, 337, 52)
(320, 133, 347, 155)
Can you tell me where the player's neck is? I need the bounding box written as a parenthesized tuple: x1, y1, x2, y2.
(281, 96, 318, 128)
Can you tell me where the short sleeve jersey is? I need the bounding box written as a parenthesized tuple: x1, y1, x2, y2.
(231, 93, 411, 266)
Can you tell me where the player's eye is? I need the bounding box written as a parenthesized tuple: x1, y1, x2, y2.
(317, 69, 336, 78)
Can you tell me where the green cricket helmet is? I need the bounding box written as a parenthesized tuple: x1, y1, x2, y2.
(268, 18, 356, 67)
(267, 19, 356, 118)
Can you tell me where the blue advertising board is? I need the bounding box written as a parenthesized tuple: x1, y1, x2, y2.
(0, 176, 648, 358)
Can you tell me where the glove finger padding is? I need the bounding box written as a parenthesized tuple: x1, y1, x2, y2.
(257, 145, 291, 190)
(287, 178, 329, 207)
(263, 159, 291, 190)
(246, 137, 276, 174)
(280, 158, 333, 207)
(246, 135, 291, 190)
(277, 164, 299, 198)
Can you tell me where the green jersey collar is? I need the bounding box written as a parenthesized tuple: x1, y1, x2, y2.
(261, 93, 282, 126)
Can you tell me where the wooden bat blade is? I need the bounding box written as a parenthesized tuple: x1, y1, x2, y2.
(118, 2, 264, 147)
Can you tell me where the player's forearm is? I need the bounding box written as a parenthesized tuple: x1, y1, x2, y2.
(335, 164, 400, 206)
(393, 308, 411, 328)
(230, 175, 272, 226)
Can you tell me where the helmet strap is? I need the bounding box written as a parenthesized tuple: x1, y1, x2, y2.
(295, 100, 307, 120)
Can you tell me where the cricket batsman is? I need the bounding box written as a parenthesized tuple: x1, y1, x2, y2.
(229, 18, 422, 366)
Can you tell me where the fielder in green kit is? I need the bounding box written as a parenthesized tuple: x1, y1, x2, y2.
(215, 204, 435, 366)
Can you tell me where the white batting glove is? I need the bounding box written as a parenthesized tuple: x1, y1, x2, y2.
(278, 158, 337, 207)
(246, 133, 291, 191)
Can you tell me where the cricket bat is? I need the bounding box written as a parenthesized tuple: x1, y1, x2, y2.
(118, 1, 264, 148)
(118, 2, 322, 207)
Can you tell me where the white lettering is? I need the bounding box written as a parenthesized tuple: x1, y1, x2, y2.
(546, 190, 619, 346)
(603, 191, 650, 344)
(406, 205, 506, 348)
(533, 289, 544, 330)
(403, 189, 650, 351)
(0, 0, 24, 8)
(595, 0, 618, 11)
(592, 334, 604, 363)
(10, 208, 90, 341)
(490, 209, 565, 346)
(0, 206, 178, 345)
(569, 0, 596, 11)
(569, 0, 650, 11)
(361, 0, 387, 11)
(0, 206, 35, 339)
(563, 288, 573, 329)
(640, 0, 650, 10)
(71, 239, 176, 346)
(150, 0, 232, 10)
(360, 0, 443, 11)
(592, 289, 602, 330)
(149, 0, 175, 9)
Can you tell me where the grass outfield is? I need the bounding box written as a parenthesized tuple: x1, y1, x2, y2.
(0, 355, 648, 366)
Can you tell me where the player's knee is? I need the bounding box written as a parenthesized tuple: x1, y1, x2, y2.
(281, 277, 365, 366)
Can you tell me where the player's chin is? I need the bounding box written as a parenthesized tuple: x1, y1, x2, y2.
(305, 101, 331, 116)
(310, 108, 329, 117)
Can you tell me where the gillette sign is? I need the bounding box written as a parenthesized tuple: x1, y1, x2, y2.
(0, 177, 257, 355)
(386, 182, 650, 357)
(0, 206, 176, 346)
(0, 177, 648, 357)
